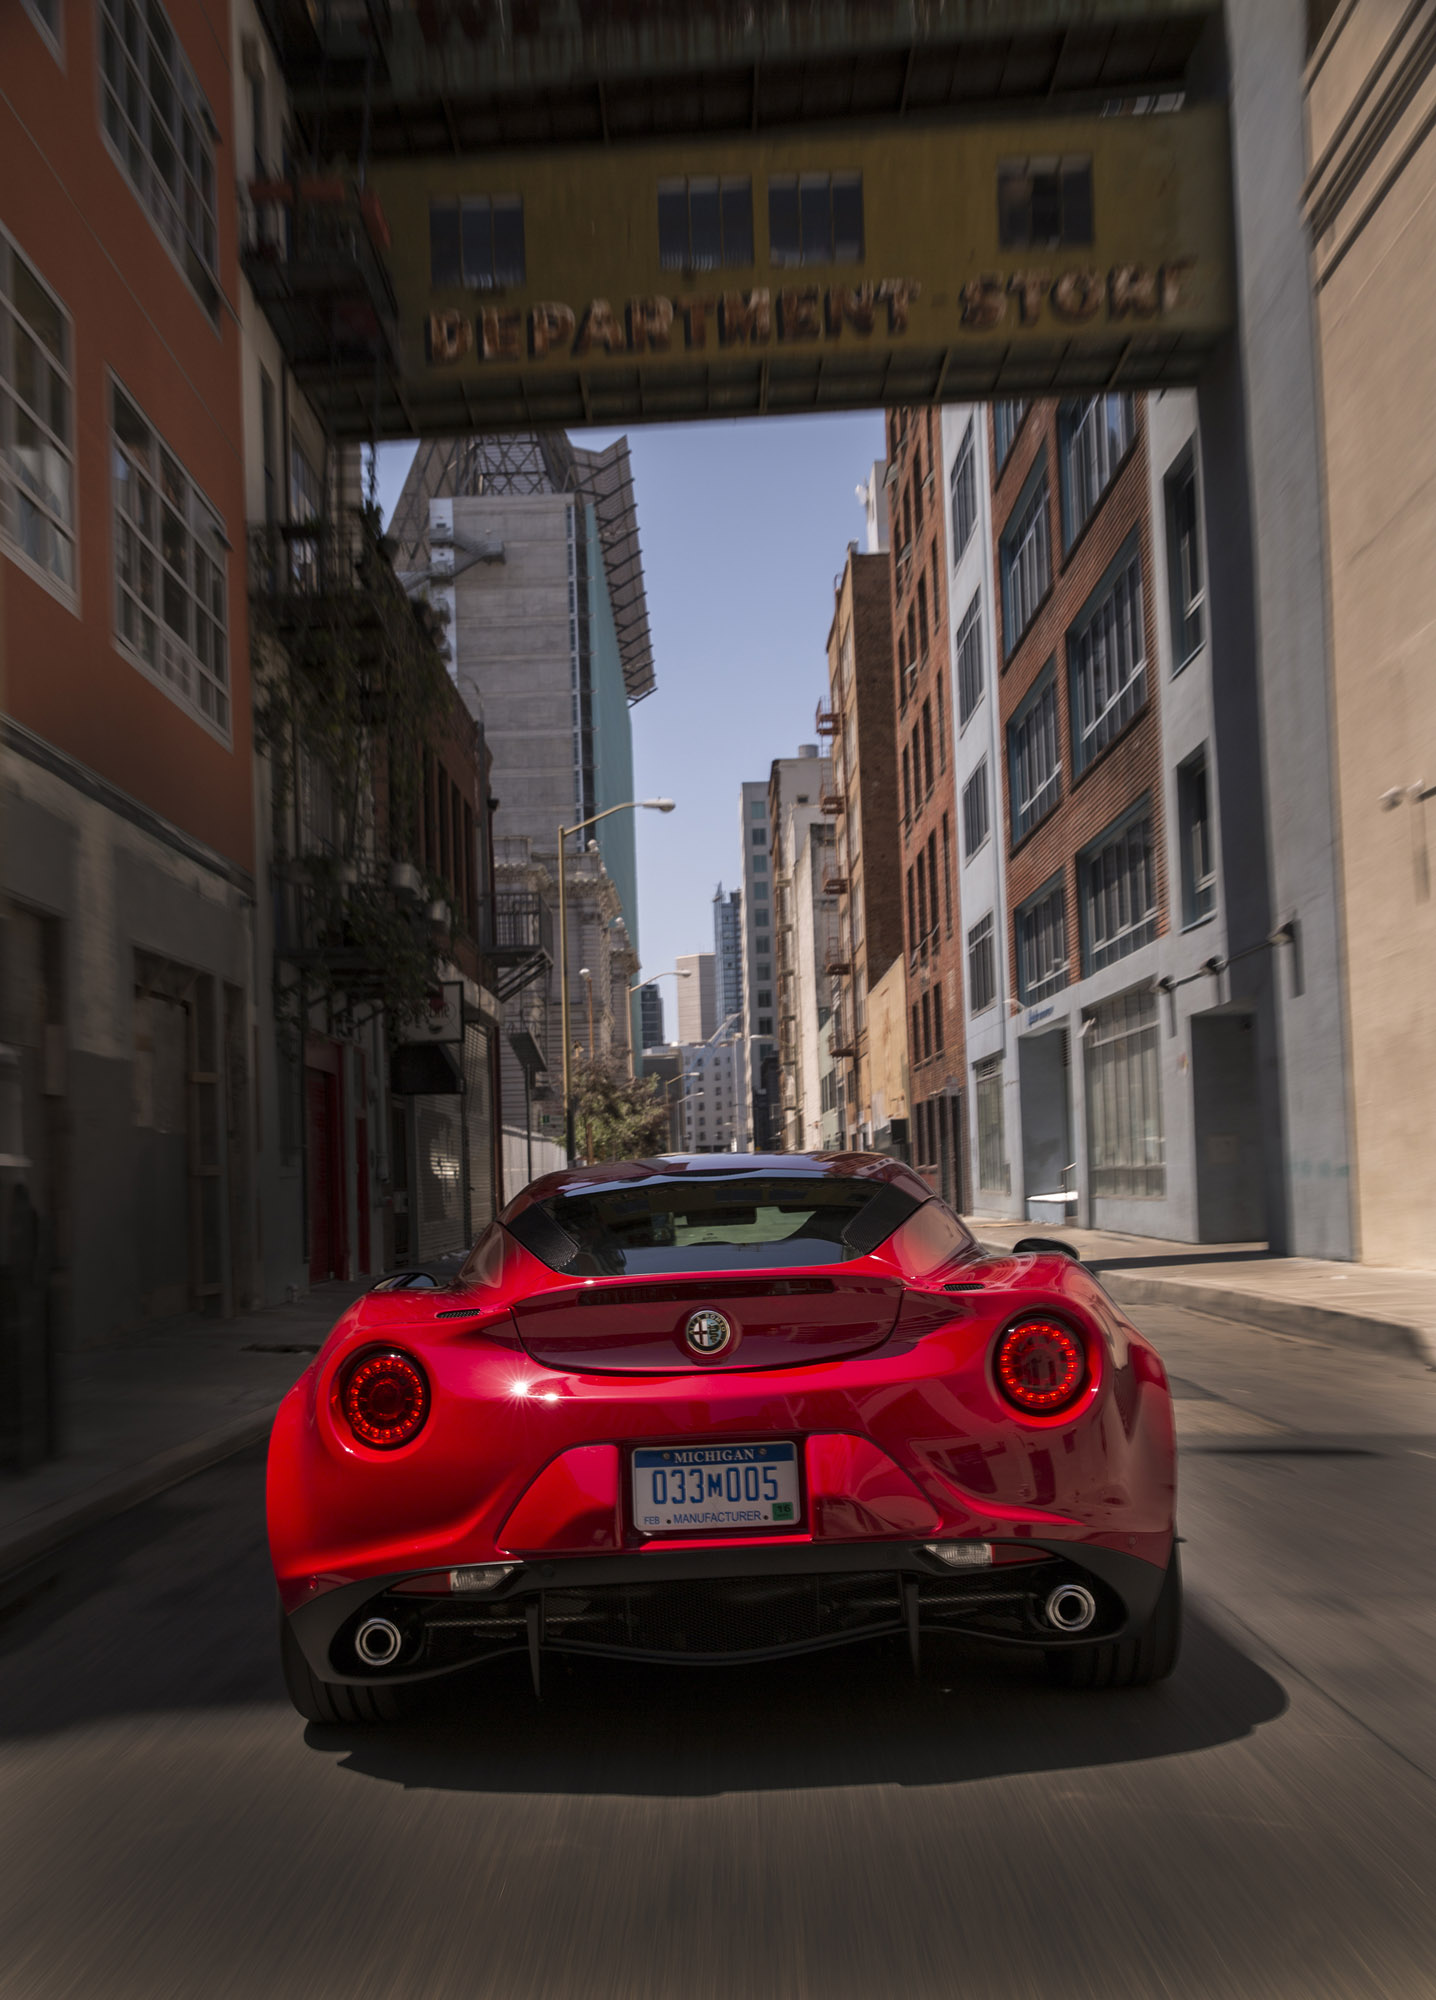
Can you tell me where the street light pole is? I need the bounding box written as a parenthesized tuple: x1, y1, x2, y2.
(558, 797, 675, 1164)
(625, 964, 693, 1077)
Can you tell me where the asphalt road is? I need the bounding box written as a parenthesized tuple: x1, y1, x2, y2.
(1, 1301, 1434, 2000)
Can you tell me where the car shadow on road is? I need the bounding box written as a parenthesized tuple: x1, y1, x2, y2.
(318, 1603, 1286, 1798)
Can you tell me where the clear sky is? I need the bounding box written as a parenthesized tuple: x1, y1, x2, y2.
(374, 410, 885, 1046)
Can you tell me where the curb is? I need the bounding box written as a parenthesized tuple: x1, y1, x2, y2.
(1098, 1271, 1436, 1367)
(0, 1407, 274, 1587)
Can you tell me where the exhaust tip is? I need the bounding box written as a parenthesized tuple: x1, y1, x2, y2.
(354, 1616, 404, 1667)
(1044, 1583, 1097, 1633)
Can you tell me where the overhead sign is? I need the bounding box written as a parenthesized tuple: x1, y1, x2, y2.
(367, 105, 1232, 430)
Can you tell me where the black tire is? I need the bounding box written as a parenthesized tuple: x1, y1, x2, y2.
(1045, 1548, 1183, 1690)
(279, 1612, 405, 1725)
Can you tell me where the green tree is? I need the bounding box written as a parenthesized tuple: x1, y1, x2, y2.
(570, 1053, 670, 1162)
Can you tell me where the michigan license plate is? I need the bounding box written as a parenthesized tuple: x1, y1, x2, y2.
(631, 1441, 800, 1534)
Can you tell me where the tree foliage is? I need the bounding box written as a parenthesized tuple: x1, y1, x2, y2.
(570, 1054, 671, 1162)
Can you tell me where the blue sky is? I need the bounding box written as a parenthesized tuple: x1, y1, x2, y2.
(374, 411, 885, 1045)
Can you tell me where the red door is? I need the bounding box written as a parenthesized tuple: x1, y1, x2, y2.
(306, 1066, 345, 1282)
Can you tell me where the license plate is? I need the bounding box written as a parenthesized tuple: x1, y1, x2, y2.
(632, 1442, 800, 1534)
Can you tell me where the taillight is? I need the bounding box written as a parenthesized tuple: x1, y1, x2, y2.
(341, 1349, 430, 1448)
(994, 1317, 1086, 1414)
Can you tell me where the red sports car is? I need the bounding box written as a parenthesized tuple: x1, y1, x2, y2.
(269, 1154, 1180, 1723)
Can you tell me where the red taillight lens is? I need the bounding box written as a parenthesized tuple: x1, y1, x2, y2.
(341, 1349, 430, 1448)
(994, 1318, 1086, 1414)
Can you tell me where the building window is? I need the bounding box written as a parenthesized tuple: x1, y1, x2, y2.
(756, 990, 772, 1007)
(1165, 448, 1205, 666)
(1082, 804, 1157, 972)
(0, 235, 75, 598)
(1085, 988, 1164, 1198)
(954, 590, 984, 725)
(1000, 463, 1051, 653)
(998, 156, 1094, 248)
(22, 0, 62, 57)
(950, 422, 977, 562)
(1008, 666, 1061, 844)
(933, 982, 944, 1053)
(111, 383, 229, 737)
(1069, 541, 1146, 776)
(429, 196, 526, 289)
(968, 913, 997, 1015)
(920, 699, 934, 793)
(975, 1054, 1010, 1191)
(658, 177, 753, 270)
(1060, 395, 1136, 547)
(1178, 751, 1216, 926)
(99, 0, 220, 315)
(768, 173, 864, 265)
(941, 814, 953, 929)
(1016, 877, 1068, 1004)
(750, 798, 766, 818)
(752, 854, 767, 874)
(962, 761, 990, 859)
(751, 827, 767, 845)
(993, 400, 1029, 471)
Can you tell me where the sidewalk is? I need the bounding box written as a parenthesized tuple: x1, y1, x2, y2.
(0, 1280, 367, 1583)
(967, 1219, 1436, 1368)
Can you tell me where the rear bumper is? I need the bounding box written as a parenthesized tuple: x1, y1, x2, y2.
(286, 1538, 1169, 1684)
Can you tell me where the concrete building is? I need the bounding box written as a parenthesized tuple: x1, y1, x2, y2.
(821, 541, 903, 1151)
(1304, 1, 1436, 1269)
(974, 390, 1245, 1241)
(888, 406, 966, 1207)
(787, 814, 839, 1151)
(675, 952, 716, 1046)
(713, 884, 744, 1029)
(766, 747, 833, 1152)
(389, 431, 654, 1167)
(1, 0, 256, 1436)
(637, 981, 665, 1052)
(678, 1017, 743, 1154)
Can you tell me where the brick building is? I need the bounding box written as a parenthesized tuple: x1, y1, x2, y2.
(887, 406, 966, 1205)
(820, 543, 904, 1152)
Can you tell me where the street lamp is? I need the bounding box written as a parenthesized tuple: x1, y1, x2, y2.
(626, 964, 694, 1077)
(558, 798, 675, 1162)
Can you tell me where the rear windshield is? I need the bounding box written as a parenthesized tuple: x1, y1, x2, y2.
(505, 1176, 919, 1277)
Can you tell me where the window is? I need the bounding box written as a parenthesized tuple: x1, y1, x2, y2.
(912, 1002, 921, 1061)
(111, 384, 229, 736)
(1178, 752, 1216, 926)
(758, 1016, 773, 1034)
(1016, 878, 1068, 1004)
(1165, 449, 1205, 665)
(1060, 395, 1136, 546)
(926, 832, 939, 941)
(752, 854, 767, 874)
(1085, 988, 1164, 1198)
(0, 235, 75, 597)
(934, 675, 946, 771)
(906, 868, 917, 952)
(968, 914, 997, 1015)
(658, 177, 753, 270)
(940, 814, 953, 930)
(429, 196, 525, 289)
(22, 0, 61, 57)
(916, 574, 928, 651)
(921, 700, 934, 794)
(750, 799, 766, 818)
(993, 400, 1028, 470)
(950, 422, 977, 562)
(921, 991, 932, 1061)
(1008, 666, 1061, 843)
(769, 173, 863, 265)
(751, 827, 767, 846)
(933, 982, 944, 1054)
(1000, 464, 1051, 652)
(259, 368, 278, 526)
(962, 761, 990, 858)
(955, 591, 984, 725)
(756, 990, 773, 1008)
(912, 442, 924, 529)
(975, 1054, 1010, 1192)
(1082, 805, 1157, 971)
(99, 0, 220, 314)
(1069, 543, 1146, 774)
(998, 157, 1094, 248)
(902, 744, 913, 826)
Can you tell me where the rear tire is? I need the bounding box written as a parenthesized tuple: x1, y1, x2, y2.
(280, 1611, 405, 1724)
(1045, 1548, 1182, 1690)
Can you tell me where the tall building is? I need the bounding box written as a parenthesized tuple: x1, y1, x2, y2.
(638, 982, 665, 1051)
(770, 751, 835, 1151)
(390, 431, 654, 1168)
(675, 952, 716, 1045)
(2, 0, 254, 1401)
(678, 1019, 743, 1154)
(821, 540, 903, 1151)
(960, 390, 1248, 1242)
(888, 406, 966, 1207)
(712, 884, 744, 1028)
(737, 777, 776, 1147)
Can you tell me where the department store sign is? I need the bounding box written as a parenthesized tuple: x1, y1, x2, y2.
(423, 260, 1199, 367)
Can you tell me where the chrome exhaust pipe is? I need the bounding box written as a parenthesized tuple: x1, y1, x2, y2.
(354, 1617, 404, 1667)
(1044, 1583, 1097, 1633)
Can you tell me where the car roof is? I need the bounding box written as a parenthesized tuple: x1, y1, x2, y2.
(501, 1151, 933, 1219)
